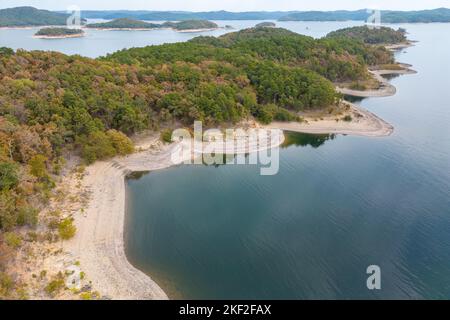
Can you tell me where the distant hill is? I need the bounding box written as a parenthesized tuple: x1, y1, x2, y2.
(381, 8, 450, 23)
(279, 8, 450, 23)
(0, 6, 71, 27)
(279, 10, 369, 21)
(78, 8, 450, 23)
(4, 6, 450, 27)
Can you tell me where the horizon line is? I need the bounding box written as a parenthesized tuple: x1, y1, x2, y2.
(2, 6, 450, 13)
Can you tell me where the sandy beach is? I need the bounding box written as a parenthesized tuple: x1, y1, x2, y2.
(64, 130, 285, 300)
(265, 102, 393, 137)
(58, 38, 416, 299)
(61, 97, 396, 300)
(385, 41, 416, 51)
(33, 33, 85, 39)
(336, 65, 417, 98)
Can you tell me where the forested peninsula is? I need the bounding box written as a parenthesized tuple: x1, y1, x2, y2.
(0, 25, 409, 299)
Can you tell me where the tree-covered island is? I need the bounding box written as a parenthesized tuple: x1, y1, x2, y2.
(86, 18, 219, 31)
(0, 25, 410, 298)
(34, 27, 85, 38)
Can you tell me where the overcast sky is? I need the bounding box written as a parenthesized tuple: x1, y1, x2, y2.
(1, 0, 450, 11)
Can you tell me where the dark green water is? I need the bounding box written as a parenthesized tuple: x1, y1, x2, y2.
(125, 24, 450, 299)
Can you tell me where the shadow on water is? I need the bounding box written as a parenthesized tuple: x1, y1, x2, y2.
(282, 131, 337, 149)
(380, 73, 401, 80)
(126, 171, 150, 180)
(126, 133, 337, 178)
(343, 95, 367, 103)
(202, 132, 337, 166)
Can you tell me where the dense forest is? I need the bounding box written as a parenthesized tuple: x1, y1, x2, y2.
(0, 27, 404, 286)
(188, 27, 394, 81)
(0, 6, 85, 27)
(326, 26, 407, 45)
(35, 28, 84, 37)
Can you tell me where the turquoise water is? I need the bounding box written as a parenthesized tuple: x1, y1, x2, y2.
(125, 23, 450, 299)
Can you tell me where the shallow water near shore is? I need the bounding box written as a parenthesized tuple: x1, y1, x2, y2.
(125, 23, 450, 299)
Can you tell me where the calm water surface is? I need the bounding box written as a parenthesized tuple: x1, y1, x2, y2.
(3, 20, 449, 299)
(125, 23, 450, 299)
(0, 20, 362, 58)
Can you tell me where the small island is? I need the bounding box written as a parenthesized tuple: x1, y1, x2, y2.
(255, 22, 276, 28)
(86, 18, 160, 30)
(168, 20, 219, 32)
(86, 18, 219, 32)
(34, 27, 85, 39)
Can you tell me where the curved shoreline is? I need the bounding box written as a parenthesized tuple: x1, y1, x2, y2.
(64, 131, 285, 300)
(62, 45, 416, 299)
(63, 100, 395, 299)
(265, 102, 394, 137)
(336, 65, 417, 98)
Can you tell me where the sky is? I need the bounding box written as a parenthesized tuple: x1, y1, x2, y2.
(1, 0, 450, 11)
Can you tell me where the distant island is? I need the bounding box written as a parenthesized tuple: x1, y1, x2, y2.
(78, 10, 290, 21)
(77, 7, 450, 23)
(0, 6, 86, 27)
(3, 6, 450, 27)
(278, 8, 450, 23)
(255, 22, 276, 28)
(86, 18, 218, 32)
(34, 27, 85, 39)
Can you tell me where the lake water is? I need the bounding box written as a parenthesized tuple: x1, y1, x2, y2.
(2, 20, 449, 299)
(0, 20, 362, 58)
(125, 23, 450, 299)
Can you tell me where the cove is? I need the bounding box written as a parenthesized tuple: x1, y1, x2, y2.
(124, 23, 450, 299)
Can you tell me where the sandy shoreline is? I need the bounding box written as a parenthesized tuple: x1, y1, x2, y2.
(336, 64, 417, 98)
(61, 42, 416, 300)
(63, 100, 394, 299)
(33, 34, 85, 39)
(2, 25, 220, 33)
(64, 131, 285, 300)
(264, 102, 393, 137)
(84, 27, 220, 32)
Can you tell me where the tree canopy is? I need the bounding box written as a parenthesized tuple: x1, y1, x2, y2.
(0, 26, 403, 231)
